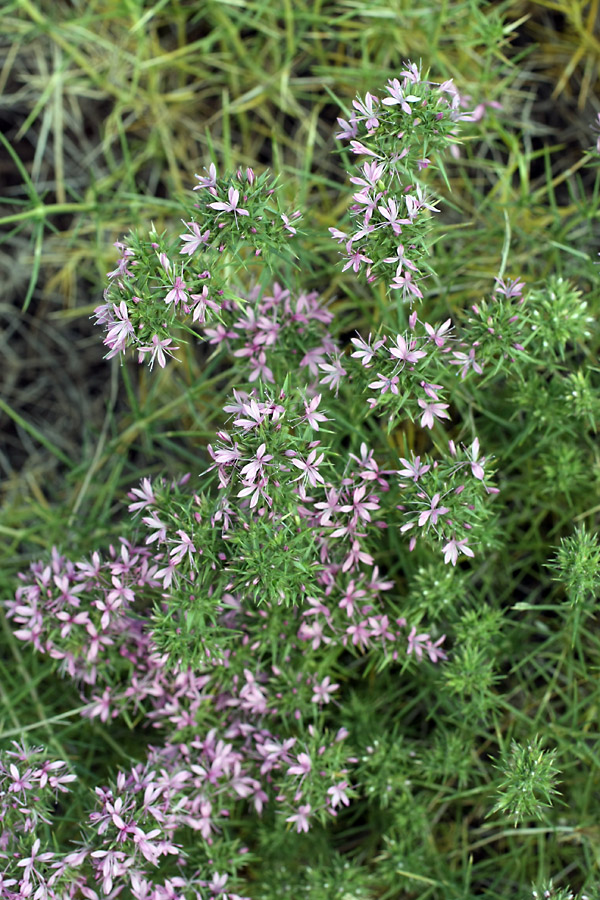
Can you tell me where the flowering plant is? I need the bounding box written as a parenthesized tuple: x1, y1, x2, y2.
(4, 57, 599, 900)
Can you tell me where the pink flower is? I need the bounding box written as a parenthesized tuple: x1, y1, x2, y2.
(286, 803, 311, 833)
(424, 318, 453, 347)
(426, 634, 447, 662)
(335, 117, 358, 140)
(17, 838, 55, 880)
(170, 530, 196, 565)
(390, 268, 423, 301)
(290, 448, 325, 487)
(341, 242, 373, 274)
(193, 163, 218, 190)
(407, 626, 429, 659)
(311, 676, 339, 704)
(281, 214, 298, 235)
(450, 346, 483, 378)
(442, 537, 475, 566)
(303, 395, 328, 430)
(350, 333, 384, 367)
(164, 274, 189, 306)
(417, 398, 451, 430)
(128, 478, 155, 512)
(287, 753, 312, 777)
(239, 443, 273, 483)
(377, 198, 410, 235)
(468, 437, 486, 479)
(349, 161, 385, 190)
(382, 77, 420, 113)
(418, 493, 449, 528)
(327, 781, 350, 808)
(383, 243, 418, 272)
(137, 335, 179, 370)
(389, 333, 427, 366)
(352, 92, 380, 131)
(208, 187, 250, 225)
(179, 221, 210, 254)
(319, 357, 347, 396)
(397, 455, 430, 481)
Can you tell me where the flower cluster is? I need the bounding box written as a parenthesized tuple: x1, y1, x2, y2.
(93, 167, 301, 367)
(396, 437, 498, 562)
(331, 63, 479, 294)
(348, 312, 458, 427)
(201, 280, 337, 386)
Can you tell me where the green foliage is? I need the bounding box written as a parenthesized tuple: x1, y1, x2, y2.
(491, 736, 561, 826)
(548, 526, 600, 609)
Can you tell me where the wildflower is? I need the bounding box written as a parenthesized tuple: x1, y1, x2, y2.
(350, 333, 384, 367)
(382, 77, 420, 113)
(406, 626, 429, 659)
(170, 530, 196, 565)
(383, 243, 418, 272)
(239, 443, 273, 483)
(16, 838, 55, 881)
(341, 241, 373, 274)
(442, 536, 475, 566)
(339, 580, 367, 617)
(377, 198, 410, 235)
(389, 333, 427, 367)
(494, 276, 525, 299)
(311, 676, 339, 704)
(450, 346, 483, 378)
(346, 620, 370, 648)
(417, 398, 451, 429)
(418, 493, 449, 528)
(208, 187, 250, 225)
(286, 803, 312, 833)
(319, 357, 347, 395)
(302, 395, 328, 430)
(397, 455, 430, 481)
(179, 221, 210, 255)
(104, 301, 134, 355)
(424, 318, 453, 348)
(467, 437, 486, 480)
(327, 781, 350, 808)
(340, 485, 380, 522)
(352, 92, 380, 131)
(137, 335, 179, 370)
(349, 140, 383, 158)
(335, 116, 358, 140)
(368, 373, 399, 395)
(164, 274, 189, 306)
(390, 268, 424, 301)
(281, 213, 298, 235)
(314, 487, 342, 526)
(351, 190, 380, 225)
(426, 634, 447, 662)
(127, 478, 155, 512)
(349, 161, 386, 190)
(290, 448, 325, 487)
(193, 162, 218, 190)
(287, 753, 312, 777)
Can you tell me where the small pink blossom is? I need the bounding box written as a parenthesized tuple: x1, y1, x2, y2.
(327, 781, 351, 808)
(417, 398, 451, 430)
(418, 493, 449, 528)
(137, 335, 179, 370)
(286, 803, 311, 833)
(442, 536, 475, 566)
(311, 676, 339, 704)
(208, 187, 250, 224)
